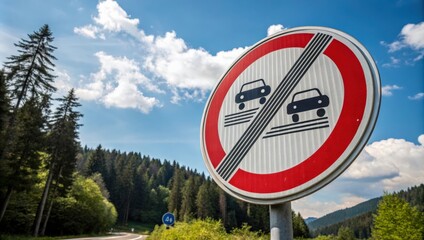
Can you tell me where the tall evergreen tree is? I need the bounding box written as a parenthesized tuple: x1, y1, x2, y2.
(168, 167, 184, 219)
(0, 69, 10, 191)
(0, 97, 47, 223)
(33, 89, 82, 236)
(196, 180, 218, 219)
(180, 176, 196, 221)
(1, 24, 57, 162)
(86, 144, 106, 176)
(0, 69, 9, 144)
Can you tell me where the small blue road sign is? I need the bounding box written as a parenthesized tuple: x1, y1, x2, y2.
(162, 212, 175, 226)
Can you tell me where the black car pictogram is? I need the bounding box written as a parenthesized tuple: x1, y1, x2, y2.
(235, 79, 271, 110)
(287, 88, 330, 122)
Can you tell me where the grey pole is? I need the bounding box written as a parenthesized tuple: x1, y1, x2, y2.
(270, 202, 293, 240)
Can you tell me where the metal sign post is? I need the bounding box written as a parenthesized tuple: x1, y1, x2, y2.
(200, 26, 380, 238)
(270, 202, 293, 240)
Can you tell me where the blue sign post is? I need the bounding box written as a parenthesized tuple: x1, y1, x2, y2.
(162, 212, 175, 227)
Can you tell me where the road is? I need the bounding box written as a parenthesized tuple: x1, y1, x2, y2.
(65, 232, 147, 240)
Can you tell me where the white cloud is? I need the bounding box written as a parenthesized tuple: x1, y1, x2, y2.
(381, 22, 424, 64)
(381, 84, 401, 96)
(408, 92, 424, 100)
(401, 22, 424, 50)
(267, 24, 286, 36)
(293, 195, 367, 218)
(294, 135, 424, 218)
(344, 136, 424, 192)
(75, 51, 162, 113)
(144, 31, 248, 101)
(75, 0, 153, 43)
(74, 0, 250, 105)
(74, 24, 100, 39)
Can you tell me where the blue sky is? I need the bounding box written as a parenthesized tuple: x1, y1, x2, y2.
(1, 0, 423, 218)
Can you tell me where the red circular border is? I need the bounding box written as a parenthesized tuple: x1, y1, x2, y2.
(204, 33, 366, 194)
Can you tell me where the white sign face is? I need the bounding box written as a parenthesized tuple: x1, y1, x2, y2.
(200, 27, 381, 204)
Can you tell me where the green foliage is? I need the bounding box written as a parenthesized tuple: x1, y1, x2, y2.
(372, 193, 424, 240)
(0, 181, 43, 234)
(314, 235, 336, 240)
(46, 175, 117, 235)
(312, 212, 373, 239)
(336, 226, 355, 240)
(293, 211, 310, 238)
(4, 24, 57, 104)
(230, 223, 268, 240)
(148, 218, 268, 240)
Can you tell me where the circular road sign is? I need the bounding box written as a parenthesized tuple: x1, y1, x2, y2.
(200, 26, 381, 204)
(162, 212, 175, 226)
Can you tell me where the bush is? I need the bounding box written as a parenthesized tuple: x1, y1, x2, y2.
(148, 219, 268, 240)
(47, 176, 117, 235)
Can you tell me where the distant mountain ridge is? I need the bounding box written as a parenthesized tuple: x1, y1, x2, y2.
(307, 197, 381, 231)
(304, 217, 317, 224)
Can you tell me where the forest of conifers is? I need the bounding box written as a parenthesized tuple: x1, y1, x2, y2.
(0, 24, 310, 238)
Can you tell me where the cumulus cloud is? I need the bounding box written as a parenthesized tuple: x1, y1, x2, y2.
(381, 22, 424, 64)
(381, 84, 402, 96)
(267, 24, 286, 36)
(75, 51, 162, 113)
(73, 0, 250, 107)
(293, 135, 424, 218)
(74, 24, 100, 39)
(293, 195, 367, 218)
(343, 136, 424, 192)
(74, 0, 153, 43)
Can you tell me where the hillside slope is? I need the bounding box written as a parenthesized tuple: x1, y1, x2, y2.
(308, 197, 381, 231)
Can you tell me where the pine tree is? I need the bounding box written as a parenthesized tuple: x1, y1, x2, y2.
(0, 69, 9, 144)
(372, 193, 424, 240)
(0, 97, 48, 223)
(196, 180, 218, 219)
(0, 69, 10, 191)
(87, 144, 106, 176)
(33, 89, 82, 236)
(168, 167, 184, 219)
(180, 176, 196, 221)
(1, 24, 57, 162)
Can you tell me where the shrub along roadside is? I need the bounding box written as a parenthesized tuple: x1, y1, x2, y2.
(147, 218, 268, 240)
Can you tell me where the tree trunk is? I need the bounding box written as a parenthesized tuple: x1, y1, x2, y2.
(40, 198, 54, 236)
(40, 165, 62, 236)
(219, 189, 227, 226)
(124, 190, 131, 225)
(0, 186, 13, 223)
(33, 161, 55, 237)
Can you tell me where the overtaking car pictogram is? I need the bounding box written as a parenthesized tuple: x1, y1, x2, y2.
(287, 88, 330, 122)
(235, 79, 271, 110)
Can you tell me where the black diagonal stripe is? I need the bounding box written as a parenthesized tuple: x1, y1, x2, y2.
(216, 33, 333, 181)
(218, 33, 331, 179)
(217, 33, 330, 179)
